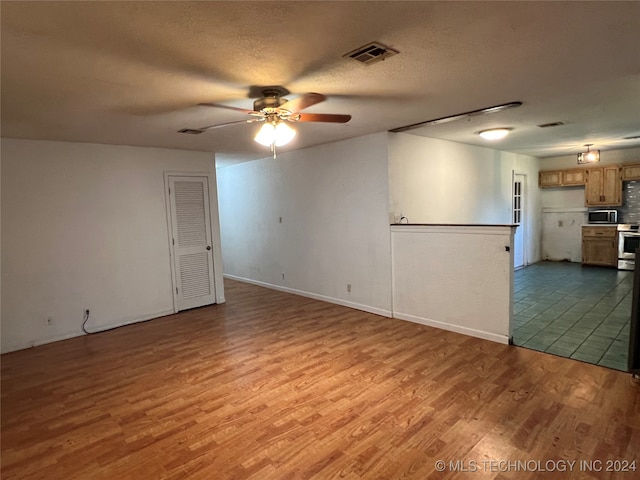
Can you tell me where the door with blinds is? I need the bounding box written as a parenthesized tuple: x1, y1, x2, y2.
(168, 175, 217, 311)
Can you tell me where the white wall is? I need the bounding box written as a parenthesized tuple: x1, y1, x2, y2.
(388, 133, 541, 264)
(540, 186, 585, 263)
(217, 133, 392, 316)
(540, 207, 587, 262)
(1, 138, 222, 353)
(539, 147, 640, 261)
(392, 225, 514, 344)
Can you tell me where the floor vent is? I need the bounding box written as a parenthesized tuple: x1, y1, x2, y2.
(344, 42, 399, 65)
(537, 121, 565, 128)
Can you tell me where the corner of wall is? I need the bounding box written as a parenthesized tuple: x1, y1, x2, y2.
(216, 133, 393, 314)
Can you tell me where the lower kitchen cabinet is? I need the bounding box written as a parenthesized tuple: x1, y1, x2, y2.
(582, 226, 618, 267)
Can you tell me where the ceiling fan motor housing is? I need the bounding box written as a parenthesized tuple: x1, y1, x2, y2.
(253, 95, 286, 112)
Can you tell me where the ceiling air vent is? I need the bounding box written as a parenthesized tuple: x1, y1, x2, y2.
(537, 121, 565, 128)
(344, 42, 399, 65)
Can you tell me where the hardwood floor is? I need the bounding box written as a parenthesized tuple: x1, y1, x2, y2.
(2, 279, 640, 479)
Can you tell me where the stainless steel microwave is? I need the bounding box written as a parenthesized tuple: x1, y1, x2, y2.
(588, 209, 618, 224)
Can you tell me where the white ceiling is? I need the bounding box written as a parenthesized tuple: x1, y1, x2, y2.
(2, 1, 639, 167)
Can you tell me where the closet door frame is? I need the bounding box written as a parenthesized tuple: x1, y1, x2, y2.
(164, 171, 225, 312)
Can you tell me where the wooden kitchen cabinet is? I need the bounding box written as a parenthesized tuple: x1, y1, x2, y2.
(585, 166, 622, 206)
(538, 168, 586, 187)
(562, 169, 587, 185)
(582, 226, 618, 267)
(622, 163, 640, 181)
(539, 170, 562, 187)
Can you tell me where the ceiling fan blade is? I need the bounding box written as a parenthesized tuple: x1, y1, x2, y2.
(178, 119, 262, 134)
(198, 102, 257, 115)
(200, 118, 265, 131)
(280, 93, 326, 113)
(296, 113, 352, 123)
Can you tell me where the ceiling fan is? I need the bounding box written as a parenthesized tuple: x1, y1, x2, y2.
(179, 86, 351, 157)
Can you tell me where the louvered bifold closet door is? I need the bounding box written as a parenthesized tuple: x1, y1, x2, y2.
(169, 176, 216, 311)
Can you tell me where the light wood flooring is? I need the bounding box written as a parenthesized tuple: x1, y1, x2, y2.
(2, 279, 640, 479)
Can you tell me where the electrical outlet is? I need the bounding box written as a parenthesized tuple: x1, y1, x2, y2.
(393, 213, 402, 223)
(45, 316, 53, 326)
(347, 284, 352, 293)
(85, 309, 90, 316)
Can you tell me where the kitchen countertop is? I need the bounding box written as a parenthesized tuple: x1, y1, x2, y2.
(390, 223, 518, 227)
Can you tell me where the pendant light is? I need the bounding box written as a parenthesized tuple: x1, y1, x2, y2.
(577, 144, 600, 164)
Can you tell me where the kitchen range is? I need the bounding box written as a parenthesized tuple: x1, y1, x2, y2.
(618, 224, 640, 271)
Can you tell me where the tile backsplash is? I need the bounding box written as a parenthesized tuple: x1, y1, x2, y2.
(619, 180, 640, 224)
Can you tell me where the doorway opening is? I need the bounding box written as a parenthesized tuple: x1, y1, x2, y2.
(513, 173, 527, 269)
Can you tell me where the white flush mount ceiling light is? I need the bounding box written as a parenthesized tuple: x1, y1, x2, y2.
(577, 144, 600, 164)
(478, 128, 512, 141)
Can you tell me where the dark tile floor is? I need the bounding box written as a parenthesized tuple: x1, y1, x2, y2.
(512, 261, 633, 371)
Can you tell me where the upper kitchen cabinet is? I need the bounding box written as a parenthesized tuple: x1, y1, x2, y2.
(622, 164, 640, 181)
(539, 163, 638, 206)
(539, 170, 562, 187)
(538, 168, 586, 187)
(563, 169, 587, 185)
(585, 166, 622, 206)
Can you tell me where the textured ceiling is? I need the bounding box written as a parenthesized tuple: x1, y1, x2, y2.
(1, 1, 639, 166)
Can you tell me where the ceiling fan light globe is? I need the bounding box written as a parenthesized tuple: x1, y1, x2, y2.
(274, 122, 296, 146)
(254, 123, 276, 146)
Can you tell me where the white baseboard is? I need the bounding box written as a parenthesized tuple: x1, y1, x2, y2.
(33, 331, 81, 349)
(224, 274, 392, 318)
(393, 311, 510, 345)
(1, 309, 175, 354)
(86, 309, 175, 334)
